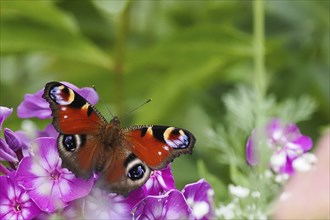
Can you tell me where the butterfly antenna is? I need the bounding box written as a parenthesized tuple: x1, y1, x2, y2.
(123, 98, 152, 118)
(92, 85, 114, 118)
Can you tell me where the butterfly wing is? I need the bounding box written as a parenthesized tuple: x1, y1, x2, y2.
(43, 81, 107, 134)
(98, 144, 151, 196)
(43, 82, 108, 179)
(124, 125, 196, 170)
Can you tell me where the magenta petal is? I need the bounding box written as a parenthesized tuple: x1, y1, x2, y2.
(246, 134, 258, 166)
(293, 135, 313, 152)
(279, 156, 294, 175)
(37, 137, 61, 171)
(0, 107, 13, 131)
(28, 182, 67, 213)
(59, 170, 94, 202)
(16, 156, 46, 189)
(143, 164, 175, 196)
(182, 179, 213, 203)
(182, 179, 214, 219)
(133, 190, 190, 219)
(16, 137, 94, 213)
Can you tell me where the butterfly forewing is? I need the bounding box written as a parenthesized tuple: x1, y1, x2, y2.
(43, 82, 107, 134)
(125, 125, 196, 170)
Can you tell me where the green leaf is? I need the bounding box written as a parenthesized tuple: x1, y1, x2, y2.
(1, 1, 78, 34)
(1, 22, 113, 69)
(277, 96, 317, 123)
(92, 0, 129, 14)
(230, 164, 249, 188)
(133, 58, 225, 123)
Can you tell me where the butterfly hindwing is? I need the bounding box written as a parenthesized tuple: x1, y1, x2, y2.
(57, 134, 105, 179)
(98, 147, 151, 196)
(124, 125, 196, 170)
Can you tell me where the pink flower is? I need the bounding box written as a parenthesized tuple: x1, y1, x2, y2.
(15, 137, 94, 213)
(133, 179, 214, 220)
(0, 172, 42, 219)
(246, 118, 313, 174)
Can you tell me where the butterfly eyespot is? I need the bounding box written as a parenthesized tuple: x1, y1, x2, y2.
(127, 164, 146, 180)
(59, 134, 86, 152)
(62, 135, 77, 152)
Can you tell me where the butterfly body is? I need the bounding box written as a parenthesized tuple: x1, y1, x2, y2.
(43, 82, 195, 195)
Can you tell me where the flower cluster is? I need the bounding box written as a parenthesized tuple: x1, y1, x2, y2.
(0, 82, 214, 219)
(246, 118, 314, 175)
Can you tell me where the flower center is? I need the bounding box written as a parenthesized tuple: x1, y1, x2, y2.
(50, 171, 60, 180)
(14, 202, 21, 212)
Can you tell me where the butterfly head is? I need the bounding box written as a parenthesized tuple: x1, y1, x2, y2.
(110, 116, 120, 125)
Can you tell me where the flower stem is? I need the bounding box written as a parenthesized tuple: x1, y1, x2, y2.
(253, 0, 266, 97)
(114, 1, 131, 116)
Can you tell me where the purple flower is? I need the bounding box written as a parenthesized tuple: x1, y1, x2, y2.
(183, 179, 214, 219)
(133, 179, 214, 220)
(142, 164, 175, 196)
(17, 82, 99, 119)
(15, 137, 94, 213)
(0, 106, 13, 131)
(0, 172, 42, 219)
(246, 118, 313, 174)
(133, 189, 191, 219)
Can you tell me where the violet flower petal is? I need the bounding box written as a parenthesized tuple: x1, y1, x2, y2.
(182, 179, 214, 220)
(0, 138, 18, 162)
(17, 89, 51, 119)
(37, 124, 58, 139)
(0, 106, 13, 131)
(4, 128, 23, 151)
(143, 164, 175, 196)
(133, 190, 191, 219)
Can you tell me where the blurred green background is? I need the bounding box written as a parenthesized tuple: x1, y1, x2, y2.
(0, 1, 329, 189)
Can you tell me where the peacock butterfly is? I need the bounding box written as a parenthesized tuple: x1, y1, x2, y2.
(42, 82, 195, 196)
